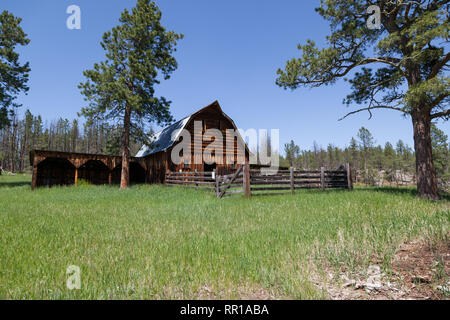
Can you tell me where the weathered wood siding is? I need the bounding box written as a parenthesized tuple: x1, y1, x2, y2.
(165, 104, 249, 176)
(143, 151, 167, 184)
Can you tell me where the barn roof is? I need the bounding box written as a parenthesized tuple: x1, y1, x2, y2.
(135, 116, 191, 157)
(135, 101, 247, 158)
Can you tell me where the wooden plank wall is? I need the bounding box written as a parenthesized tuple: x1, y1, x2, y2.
(143, 151, 167, 184)
(167, 107, 248, 176)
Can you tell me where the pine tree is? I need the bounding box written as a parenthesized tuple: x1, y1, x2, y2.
(70, 119, 79, 153)
(0, 11, 30, 129)
(357, 127, 375, 184)
(276, 0, 449, 199)
(79, 0, 182, 189)
(383, 142, 396, 184)
(349, 137, 359, 182)
(284, 140, 300, 168)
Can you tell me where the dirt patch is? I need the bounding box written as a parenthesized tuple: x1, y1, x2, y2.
(321, 239, 449, 300)
(391, 240, 449, 299)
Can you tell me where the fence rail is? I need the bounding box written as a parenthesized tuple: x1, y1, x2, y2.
(165, 163, 353, 198)
(248, 165, 352, 196)
(165, 171, 216, 191)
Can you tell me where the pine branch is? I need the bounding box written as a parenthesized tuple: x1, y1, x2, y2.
(428, 52, 450, 79)
(339, 105, 409, 121)
(430, 108, 450, 119)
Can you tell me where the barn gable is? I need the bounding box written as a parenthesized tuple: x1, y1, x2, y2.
(136, 100, 248, 158)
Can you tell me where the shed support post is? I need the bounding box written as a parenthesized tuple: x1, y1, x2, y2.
(320, 167, 325, 191)
(74, 168, 78, 186)
(243, 162, 251, 198)
(108, 171, 112, 185)
(31, 165, 38, 190)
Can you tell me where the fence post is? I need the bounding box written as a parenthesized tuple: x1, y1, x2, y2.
(345, 163, 353, 190)
(216, 175, 220, 198)
(194, 170, 198, 189)
(290, 167, 295, 195)
(243, 162, 251, 198)
(320, 167, 325, 191)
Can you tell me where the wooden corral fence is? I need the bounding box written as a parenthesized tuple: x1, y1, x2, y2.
(248, 164, 353, 196)
(165, 163, 353, 198)
(165, 171, 217, 191)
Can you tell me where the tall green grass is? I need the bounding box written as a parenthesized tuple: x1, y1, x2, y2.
(0, 175, 448, 299)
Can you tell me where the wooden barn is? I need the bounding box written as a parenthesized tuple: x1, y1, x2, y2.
(30, 101, 250, 189)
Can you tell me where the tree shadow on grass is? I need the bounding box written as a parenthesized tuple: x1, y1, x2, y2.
(0, 181, 31, 188)
(359, 186, 418, 196)
(357, 186, 450, 201)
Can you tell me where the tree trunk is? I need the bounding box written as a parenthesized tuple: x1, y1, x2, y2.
(411, 111, 440, 200)
(19, 129, 27, 172)
(10, 119, 17, 173)
(363, 151, 367, 185)
(120, 105, 131, 189)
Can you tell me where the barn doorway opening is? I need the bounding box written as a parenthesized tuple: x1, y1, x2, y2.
(111, 165, 122, 184)
(110, 163, 146, 184)
(78, 160, 109, 185)
(204, 162, 217, 173)
(37, 158, 75, 187)
(130, 162, 146, 183)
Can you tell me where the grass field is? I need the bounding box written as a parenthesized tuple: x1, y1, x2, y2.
(0, 174, 448, 299)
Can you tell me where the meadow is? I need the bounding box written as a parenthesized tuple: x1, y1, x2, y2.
(0, 174, 448, 299)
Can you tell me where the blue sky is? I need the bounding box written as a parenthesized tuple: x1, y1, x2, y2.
(2, 0, 449, 153)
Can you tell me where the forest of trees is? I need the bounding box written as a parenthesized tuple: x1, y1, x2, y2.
(0, 109, 140, 173)
(280, 126, 450, 189)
